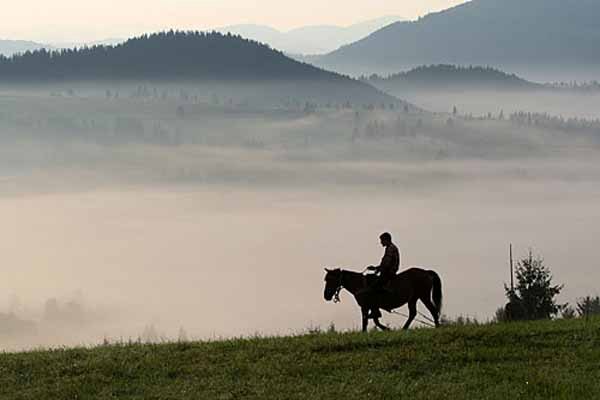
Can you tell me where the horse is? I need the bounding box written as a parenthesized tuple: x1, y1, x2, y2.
(323, 267, 443, 332)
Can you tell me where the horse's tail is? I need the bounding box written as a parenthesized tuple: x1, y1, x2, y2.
(428, 270, 443, 315)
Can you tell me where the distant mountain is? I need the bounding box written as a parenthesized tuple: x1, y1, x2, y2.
(317, 0, 600, 80)
(217, 16, 402, 55)
(366, 65, 540, 93)
(0, 40, 50, 57)
(0, 38, 126, 57)
(0, 31, 399, 105)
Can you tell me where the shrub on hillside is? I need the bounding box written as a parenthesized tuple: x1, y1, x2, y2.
(503, 251, 565, 321)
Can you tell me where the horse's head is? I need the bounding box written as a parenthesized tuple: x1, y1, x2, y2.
(323, 268, 343, 302)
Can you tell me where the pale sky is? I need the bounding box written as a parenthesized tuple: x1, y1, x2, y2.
(2, 0, 464, 43)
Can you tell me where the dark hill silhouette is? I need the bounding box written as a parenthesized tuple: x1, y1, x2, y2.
(0, 31, 398, 105)
(318, 0, 600, 79)
(0, 31, 337, 81)
(366, 65, 540, 92)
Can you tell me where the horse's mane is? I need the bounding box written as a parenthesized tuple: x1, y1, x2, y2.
(326, 267, 363, 275)
(339, 268, 364, 276)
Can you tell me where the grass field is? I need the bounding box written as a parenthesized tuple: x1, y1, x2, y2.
(1, 318, 599, 399)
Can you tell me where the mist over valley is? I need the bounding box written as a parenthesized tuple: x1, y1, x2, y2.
(1, 1, 600, 353)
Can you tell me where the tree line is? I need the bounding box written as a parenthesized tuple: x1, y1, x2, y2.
(509, 111, 600, 135)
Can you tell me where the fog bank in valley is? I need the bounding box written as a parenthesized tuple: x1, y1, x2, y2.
(1, 83, 599, 350)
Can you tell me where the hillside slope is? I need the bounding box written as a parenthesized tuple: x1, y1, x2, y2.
(318, 0, 600, 78)
(1, 318, 599, 399)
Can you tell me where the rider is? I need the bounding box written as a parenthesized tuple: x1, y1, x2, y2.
(367, 232, 400, 291)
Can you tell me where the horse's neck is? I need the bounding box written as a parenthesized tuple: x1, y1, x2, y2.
(341, 270, 366, 295)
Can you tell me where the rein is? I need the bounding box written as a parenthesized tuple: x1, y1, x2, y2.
(333, 269, 370, 304)
(390, 310, 437, 328)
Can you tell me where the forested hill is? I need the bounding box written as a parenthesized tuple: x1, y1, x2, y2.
(0, 31, 339, 81)
(0, 31, 401, 105)
(366, 65, 540, 92)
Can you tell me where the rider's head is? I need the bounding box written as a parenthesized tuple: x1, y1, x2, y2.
(379, 232, 392, 247)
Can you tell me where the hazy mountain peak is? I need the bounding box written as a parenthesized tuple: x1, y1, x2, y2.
(216, 15, 403, 55)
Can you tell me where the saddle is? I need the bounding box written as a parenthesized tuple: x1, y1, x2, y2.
(365, 271, 396, 290)
(365, 274, 379, 287)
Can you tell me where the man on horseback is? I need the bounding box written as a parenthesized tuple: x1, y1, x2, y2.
(362, 232, 400, 320)
(367, 232, 400, 290)
(324, 233, 442, 331)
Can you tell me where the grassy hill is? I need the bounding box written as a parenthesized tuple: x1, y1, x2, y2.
(1, 318, 599, 399)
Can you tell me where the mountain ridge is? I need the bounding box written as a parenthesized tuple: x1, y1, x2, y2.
(317, 0, 600, 79)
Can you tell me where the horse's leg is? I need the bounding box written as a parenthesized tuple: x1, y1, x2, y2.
(361, 307, 369, 332)
(421, 296, 440, 327)
(373, 317, 390, 331)
(369, 307, 382, 320)
(402, 299, 417, 330)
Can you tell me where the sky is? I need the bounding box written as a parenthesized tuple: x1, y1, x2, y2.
(2, 0, 464, 43)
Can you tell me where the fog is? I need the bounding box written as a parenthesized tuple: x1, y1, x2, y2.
(1, 83, 600, 351)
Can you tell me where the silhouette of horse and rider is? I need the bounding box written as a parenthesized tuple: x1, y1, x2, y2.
(323, 232, 443, 331)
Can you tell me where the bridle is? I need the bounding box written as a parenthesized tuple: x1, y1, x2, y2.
(333, 285, 342, 303)
(330, 268, 374, 303)
(332, 272, 344, 304)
